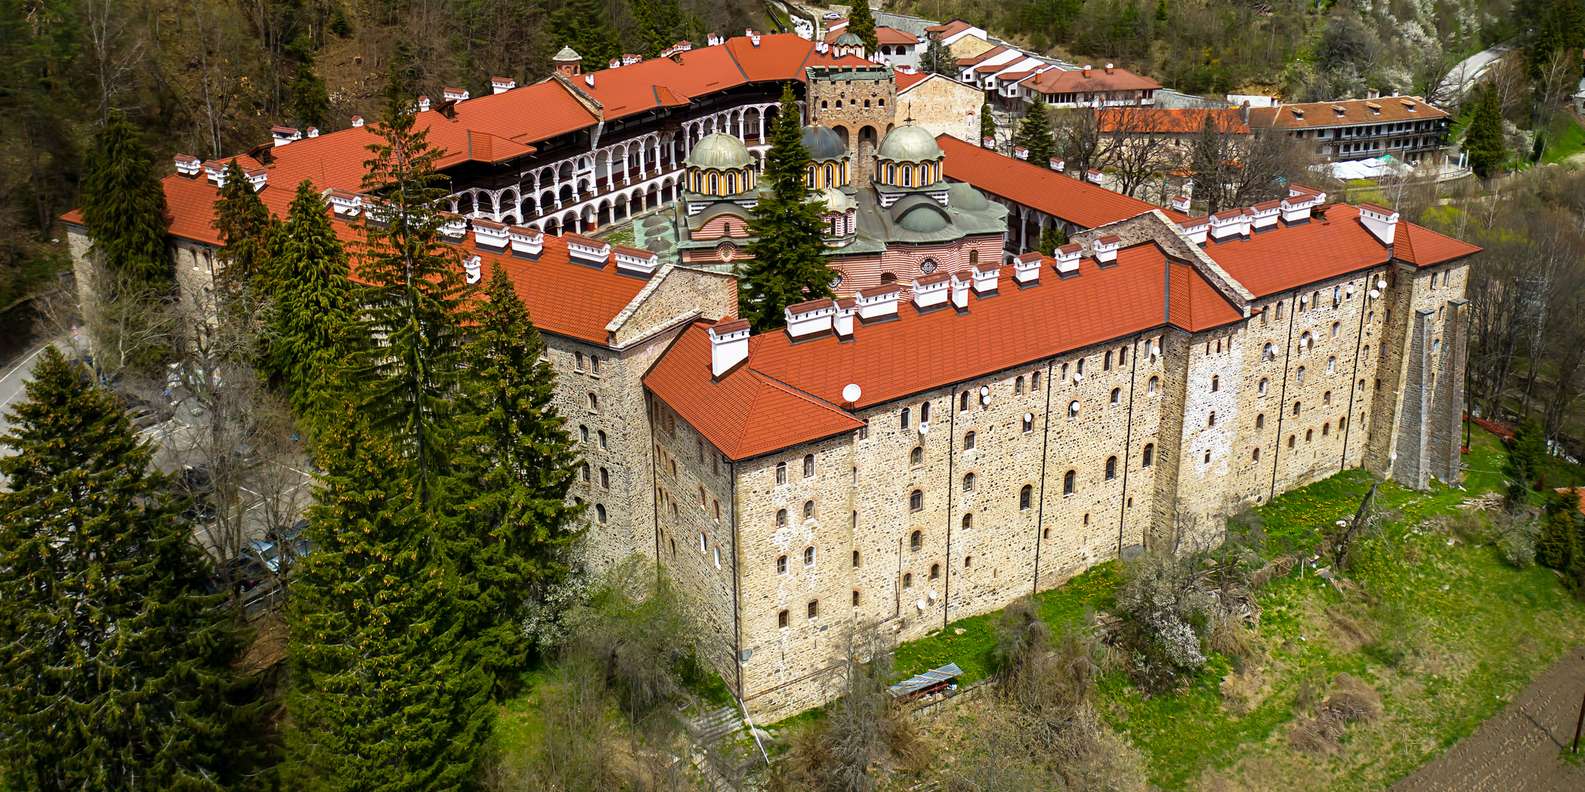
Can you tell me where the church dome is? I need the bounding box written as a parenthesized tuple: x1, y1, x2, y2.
(947, 182, 989, 211)
(821, 187, 855, 214)
(835, 31, 864, 47)
(687, 133, 753, 170)
(877, 126, 942, 163)
(892, 195, 951, 233)
(801, 125, 847, 161)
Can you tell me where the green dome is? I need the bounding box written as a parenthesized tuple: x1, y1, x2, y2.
(553, 46, 581, 62)
(947, 182, 989, 211)
(686, 133, 753, 170)
(892, 195, 951, 233)
(877, 126, 942, 162)
(802, 125, 847, 161)
(835, 31, 864, 46)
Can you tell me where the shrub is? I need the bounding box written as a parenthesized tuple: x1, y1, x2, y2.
(1112, 551, 1224, 691)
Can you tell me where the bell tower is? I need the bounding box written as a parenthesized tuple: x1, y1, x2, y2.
(804, 64, 896, 186)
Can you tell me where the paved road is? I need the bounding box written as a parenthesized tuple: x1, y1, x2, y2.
(0, 335, 74, 440)
(1436, 45, 1512, 105)
(1393, 647, 1585, 792)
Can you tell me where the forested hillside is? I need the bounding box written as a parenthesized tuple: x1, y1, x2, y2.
(0, 0, 765, 317)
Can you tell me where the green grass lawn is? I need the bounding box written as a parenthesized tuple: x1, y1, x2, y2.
(885, 427, 1585, 789)
(1542, 112, 1585, 166)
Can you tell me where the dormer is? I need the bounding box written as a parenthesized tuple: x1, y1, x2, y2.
(245, 168, 268, 191)
(1288, 107, 1304, 121)
(913, 272, 951, 309)
(1092, 234, 1121, 265)
(1331, 104, 1346, 118)
(271, 126, 301, 147)
(785, 298, 837, 339)
(1248, 200, 1281, 232)
(1013, 252, 1041, 285)
(1209, 209, 1248, 241)
(443, 86, 470, 102)
(1401, 98, 1417, 113)
(1169, 194, 1190, 213)
(708, 319, 751, 377)
(1359, 203, 1399, 246)
(565, 234, 611, 265)
(1365, 101, 1382, 115)
(1054, 243, 1081, 276)
(971, 262, 1000, 294)
(174, 154, 202, 178)
(1177, 217, 1209, 245)
(472, 218, 509, 249)
(327, 189, 362, 218)
(508, 225, 543, 256)
(438, 213, 467, 240)
(613, 245, 659, 276)
(490, 76, 516, 94)
(857, 284, 901, 320)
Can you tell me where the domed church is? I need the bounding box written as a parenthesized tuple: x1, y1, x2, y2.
(669, 78, 1005, 296)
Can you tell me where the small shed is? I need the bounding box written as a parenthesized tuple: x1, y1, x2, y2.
(888, 662, 962, 702)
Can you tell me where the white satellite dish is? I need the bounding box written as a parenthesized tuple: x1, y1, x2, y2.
(978, 385, 990, 397)
(842, 383, 862, 403)
(1376, 278, 1387, 290)
(1368, 288, 1381, 299)
(915, 599, 927, 611)
(918, 421, 930, 436)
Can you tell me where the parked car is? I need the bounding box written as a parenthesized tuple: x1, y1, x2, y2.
(247, 519, 313, 574)
(179, 465, 217, 522)
(206, 554, 270, 597)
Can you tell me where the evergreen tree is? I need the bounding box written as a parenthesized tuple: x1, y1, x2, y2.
(451, 264, 584, 686)
(284, 419, 493, 789)
(269, 179, 362, 423)
(80, 114, 172, 290)
(922, 34, 954, 77)
(549, 0, 619, 67)
(355, 72, 473, 503)
(1538, 492, 1580, 571)
(1506, 418, 1547, 503)
(1464, 84, 1507, 179)
(289, 59, 332, 129)
(742, 86, 833, 332)
(980, 102, 997, 146)
(0, 348, 254, 790)
(1038, 224, 1067, 255)
(213, 159, 276, 299)
(846, 1, 879, 53)
(1014, 105, 1057, 165)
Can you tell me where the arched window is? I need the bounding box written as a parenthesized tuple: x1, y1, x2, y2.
(1208, 411, 1217, 427)
(969, 249, 980, 265)
(1015, 375, 1025, 394)
(588, 392, 599, 411)
(803, 453, 815, 478)
(1276, 301, 1284, 319)
(1322, 422, 1331, 436)
(902, 572, 913, 588)
(1327, 356, 1337, 374)
(1022, 414, 1034, 433)
(1110, 388, 1121, 405)
(802, 500, 814, 519)
(1293, 401, 1302, 416)
(1204, 450, 1211, 463)
(1068, 400, 1080, 418)
(1211, 375, 1219, 392)
(598, 430, 607, 450)
(1063, 470, 1077, 495)
(1296, 366, 1307, 384)
(929, 563, 940, 580)
(1288, 434, 1296, 448)
(776, 509, 787, 527)
(901, 407, 910, 429)
(1253, 447, 1261, 461)
(1340, 416, 1348, 431)
(1258, 377, 1270, 395)
(1104, 351, 1113, 370)
(1306, 429, 1314, 442)
(596, 504, 607, 523)
(1119, 346, 1128, 365)
(920, 401, 931, 422)
(909, 490, 923, 511)
(1142, 443, 1155, 467)
(580, 463, 590, 482)
(960, 391, 970, 410)
(853, 550, 861, 567)
(804, 546, 816, 565)
(1263, 342, 1276, 360)
(600, 468, 609, 488)
(707, 173, 718, 193)
(962, 513, 973, 529)
(1331, 321, 1341, 337)
(902, 167, 912, 187)
(1323, 390, 1333, 405)
(580, 425, 589, 443)
(910, 446, 923, 465)
(1032, 371, 1041, 389)
(776, 555, 787, 574)
(1256, 413, 1265, 429)
(962, 472, 976, 492)
(1105, 456, 1117, 480)
(964, 431, 976, 450)
(910, 530, 923, 550)
(1019, 485, 1033, 510)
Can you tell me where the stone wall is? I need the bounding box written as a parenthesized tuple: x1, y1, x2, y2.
(895, 77, 984, 144)
(807, 71, 897, 185)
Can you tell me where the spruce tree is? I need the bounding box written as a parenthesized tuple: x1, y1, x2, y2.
(80, 114, 172, 290)
(284, 419, 493, 789)
(451, 264, 584, 686)
(846, 0, 879, 52)
(922, 34, 953, 76)
(980, 102, 997, 146)
(742, 86, 833, 332)
(269, 179, 362, 423)
(1538, 494, 1579, 571)
(1506, 418, 1547, 503)
(1038, 224, 1067, 255)
(213, 159, 276, 299)
(355, 74, 473, 502)
(1014, 105, 1057, 165)
(1464, 84, 1507, 179)
(550, 0, 619, 66)
(289, 59, 332, 130)
(0, 348, 253, 790)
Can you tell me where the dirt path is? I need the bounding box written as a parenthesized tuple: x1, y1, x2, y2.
(1393, 648, 1585, 792)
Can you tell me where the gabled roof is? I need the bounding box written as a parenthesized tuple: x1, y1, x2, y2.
(645, 242, 1242, 460)
(1018, 66, 1160, 94)
(1097, 107, 1250, 135)
(824, 24, 918, 46)
(894, 68, 930, 92)
(937, 133, 1184, 228)
(1247, 96, 1448, 130)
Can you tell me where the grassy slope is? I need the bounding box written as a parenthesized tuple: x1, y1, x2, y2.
(1542, 112, 1585, 166)
(888, 428, 1585, 789)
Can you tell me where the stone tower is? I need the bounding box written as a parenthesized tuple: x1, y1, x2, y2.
(805, 64, 896, 185)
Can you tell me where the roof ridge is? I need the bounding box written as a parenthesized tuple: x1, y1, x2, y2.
(749, 367, 860, 417)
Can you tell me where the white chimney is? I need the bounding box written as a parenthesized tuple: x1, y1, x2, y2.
(443, 86, 470, 102)
(785, 299, 837, 338)
(490, 76, 516, 94)
(1169, 194, 1191, 213)
(174, 154, 202, 178)
(913, 273, 951, 309)
(834, 299, 856, 337)
(608, 59, 621, 69)
(1249, 201, 1280, 232)
(1013, 145, 1029, 161)
(1359, 204, 1398, 246)
(305, 126, 320, 138)
(1086, 168, 1103, 184)
(1049, 157, 1065, 172)
(1054, 243, 1081, 275)
(245, 168, 268, 191)
(327, 190, 363, 218)
(463, 254, 482, 284)
(971, 262, 1000, 293)
(623, 53, 643, 65)
(351, 115, 365, 127)
(271, 126, 301, 147)
(508, 225, 543, 256)
(565, 234, 611, 265)
(750, 32, 761, 46)
(1280, 189, 1322, 223)
(981, 135, 994, 148)
(1013, 252, 1041, 285)
(613, 245, 660, 276)
(472, 219, 509, 249)
(1209, 209, 1248, 241)
(1178, 217, 1209, 245)
(585, 74, 596, 87)
(1092, 234, 1121, 265)
(416, 95, 431, 112)
(856, 285, 901, 320)
(439, 214, 467, 240)
(707, 32, 723, 46)
(709, 319, 751, 377)
(950, 272, 971, 309)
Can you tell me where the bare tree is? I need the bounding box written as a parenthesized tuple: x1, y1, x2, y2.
(80, 0, 146, 120)
(1096, 105, 1176, 199)
(1051, 107, 1103, 182)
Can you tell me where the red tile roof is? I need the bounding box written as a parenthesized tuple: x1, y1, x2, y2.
(937, 133, 1184, 228)
(894, 68, 930, 92)
(1097, 107, 1249, 135)
(646, 243, 1242, 460)
(824, 24, 918, 46)
(1247, 96, 1447, 130)
(924, 19, 976, 37)
(1018, 66, 1160, 95)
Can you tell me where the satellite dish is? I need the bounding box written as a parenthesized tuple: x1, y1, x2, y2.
(1376, 278, 1387, 290)
(842, 383, 862, 403)
(1025, 412, 1035, 423)
(927, 590, 937, 602)
(979, 385, 990, 397)
(918, 421, 930, 436)
(980, 393, 991, 406)
(915, 599, 927, 611)
(1368, 288, 1381, 299)
(1072, 372, 1083, 383)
